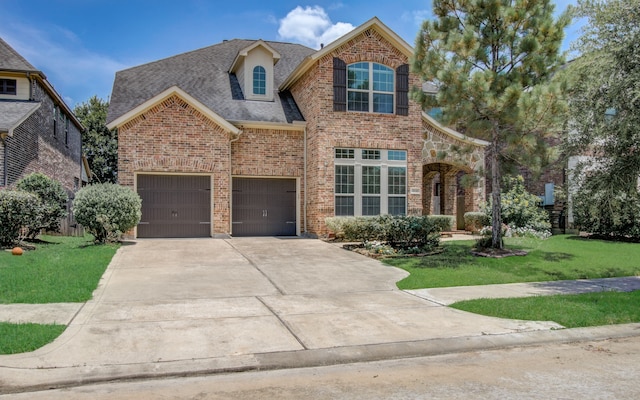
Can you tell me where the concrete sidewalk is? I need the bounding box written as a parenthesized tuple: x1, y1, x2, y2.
(0, 238, 639, 395)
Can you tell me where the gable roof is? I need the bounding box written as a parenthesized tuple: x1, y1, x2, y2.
(107, 39, 315, 127)
(107, 86, 241, 136)
(0, 101, 41, 137)
(0, 38, 40, 73)
(229, 40, 281, 73)
(280, 17, 413, 90)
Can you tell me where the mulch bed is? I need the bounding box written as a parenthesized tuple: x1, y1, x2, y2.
(342, 243, 444, 259)
(470, 248, 528, 258)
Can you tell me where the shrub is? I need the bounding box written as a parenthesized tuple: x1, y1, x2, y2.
(0, 190, 42, 246)
(573, 185, 640, 240)
(16, 173, 68, 237)
(325, 216, 352, 239)
(325, 215, 440, 253)
(464, 212, 490, 233)
(484, 175, 551, 237)
(73, 183, 142, 243)
(427, 215, 455, 232)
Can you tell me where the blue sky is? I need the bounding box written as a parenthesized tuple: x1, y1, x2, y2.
(1, 1, 582, 108)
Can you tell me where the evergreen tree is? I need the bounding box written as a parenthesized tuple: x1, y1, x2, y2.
(74, 96, 118, 183)
(412, 0, 570, 249)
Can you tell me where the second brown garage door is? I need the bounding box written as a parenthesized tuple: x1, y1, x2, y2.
(232, 178, 296, 236)
(137, 175, 211, 238)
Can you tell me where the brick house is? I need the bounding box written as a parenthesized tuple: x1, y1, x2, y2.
(0, 38, 84, 195)
(106, 17, 488, 238)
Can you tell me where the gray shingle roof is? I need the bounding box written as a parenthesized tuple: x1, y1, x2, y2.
(0, 101, 41, 134)
(107, 39, 316, 126)
(0, 38, 39, 72)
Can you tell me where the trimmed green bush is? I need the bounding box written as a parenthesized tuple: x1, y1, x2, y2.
(325, 215, 441, 253)
(0, 190, 42, 246)
(16, 173, 68, 237)
(427, 215, 455, 232)
(73, 183, 142, 243)
(464, 212, 489, 233)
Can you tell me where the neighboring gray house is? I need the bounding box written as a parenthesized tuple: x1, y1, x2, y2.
(0, 37, 85, 193)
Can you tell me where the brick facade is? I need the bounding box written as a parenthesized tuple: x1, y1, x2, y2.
(1, 78, 82, 194)
(290, 28, 425, 235)
(112, 20, 490, 238)
(118, 95, 234, 234)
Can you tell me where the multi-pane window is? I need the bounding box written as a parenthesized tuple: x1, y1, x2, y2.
(335, 165, 355, 216)
(334, 149, 407, 216)
(0, 79, 17, 95)
(253, 66, 266, 95)
(388, 166, 407, 215)
(362, 166, 381, 215)
(347, 62, 394, 114)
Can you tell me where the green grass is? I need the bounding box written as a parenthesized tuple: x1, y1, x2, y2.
(0, 235, 119, 303)
(386, 235, 640, 290)
(451, 291, 640, 328)
(0, 322, 66, 354)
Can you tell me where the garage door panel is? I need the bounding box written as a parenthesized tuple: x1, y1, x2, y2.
(232, 178, 296, 237)
(137, 175, 211, 238)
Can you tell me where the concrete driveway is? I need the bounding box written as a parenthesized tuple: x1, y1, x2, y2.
(0, 237, 565, 391)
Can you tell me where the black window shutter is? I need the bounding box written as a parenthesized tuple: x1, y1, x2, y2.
(396, 64, 409, 116)
(333, 58, 347, 112)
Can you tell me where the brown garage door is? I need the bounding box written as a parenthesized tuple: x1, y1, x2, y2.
(232, 178, 296, 236)
(137, 175, 211, 238)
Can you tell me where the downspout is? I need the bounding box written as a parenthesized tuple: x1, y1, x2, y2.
(2, 135, 7, 187)
(229, 132, 241, 236)
(303, 126, 308, 235)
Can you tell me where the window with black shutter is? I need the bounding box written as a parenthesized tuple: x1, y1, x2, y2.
(395, 64, 409, 116)
(333, 58, 347, 111)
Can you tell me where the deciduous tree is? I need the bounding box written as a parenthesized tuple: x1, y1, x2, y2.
(74, 96, 117, 183)
(566, 0, 640, 239)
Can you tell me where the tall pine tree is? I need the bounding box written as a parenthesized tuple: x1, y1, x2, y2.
(412, 0, 570, 249)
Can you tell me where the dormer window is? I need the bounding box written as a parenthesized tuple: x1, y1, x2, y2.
(253, 66, 266, 95)
(229, 40, 281, 102)
(0, 79, 17, 95)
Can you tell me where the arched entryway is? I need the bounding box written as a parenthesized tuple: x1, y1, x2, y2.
(423, 164, 478, 230)
(421, 113, 488, 230)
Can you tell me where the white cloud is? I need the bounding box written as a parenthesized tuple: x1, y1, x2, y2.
(278, 6, 354, 49)
(0, 22, 127, 106)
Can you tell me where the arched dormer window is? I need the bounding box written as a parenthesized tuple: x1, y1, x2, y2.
(253, 66, 266, 95)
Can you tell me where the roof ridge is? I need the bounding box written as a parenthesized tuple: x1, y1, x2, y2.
(0, 37, 39, 72)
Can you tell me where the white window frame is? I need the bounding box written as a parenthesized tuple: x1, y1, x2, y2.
(347, 62, 394, 114)
(334, 148, 407, 216)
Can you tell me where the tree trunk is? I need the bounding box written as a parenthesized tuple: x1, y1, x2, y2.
(491, 128, 503, 249)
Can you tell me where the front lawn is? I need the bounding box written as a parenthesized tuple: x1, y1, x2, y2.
(0, 323, 66, 354)
(0, 235, 118, 354)
(387, 235, 640, 290)
(451, 291, 640, 328)
(0, 235, 118, 303)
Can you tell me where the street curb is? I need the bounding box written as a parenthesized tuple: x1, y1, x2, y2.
(2, 323, 639, 395)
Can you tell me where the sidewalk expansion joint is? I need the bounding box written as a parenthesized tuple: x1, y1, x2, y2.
(256, 296, 308, 350)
